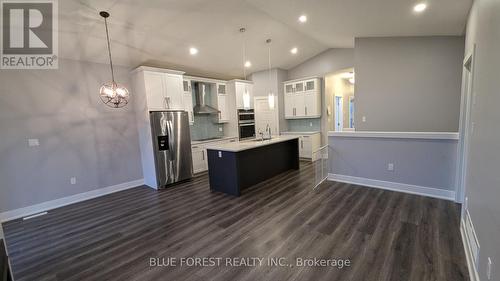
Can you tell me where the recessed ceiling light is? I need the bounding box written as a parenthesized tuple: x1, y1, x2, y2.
(189, 47, 198, 55)
(413, 3, 427, 12)
(244, 61, 252, 68)
(298, 15, 307, 23)
(290, 47, 298, 54)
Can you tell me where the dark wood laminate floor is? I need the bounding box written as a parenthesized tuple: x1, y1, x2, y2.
(2, 162, 469, 281)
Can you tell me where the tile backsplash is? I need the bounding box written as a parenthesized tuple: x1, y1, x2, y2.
(190, 115, 224, 141)
(287, 118, 321, 132)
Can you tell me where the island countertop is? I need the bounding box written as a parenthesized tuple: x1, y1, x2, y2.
(205, 135, 300, 152)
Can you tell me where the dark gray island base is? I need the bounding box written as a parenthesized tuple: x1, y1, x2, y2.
(206, 137, 300, 196)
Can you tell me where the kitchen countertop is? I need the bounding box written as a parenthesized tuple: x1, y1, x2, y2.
(191, 136, 238, 145)
(281, 131, 321, 135)
(205, 135, 300, 152)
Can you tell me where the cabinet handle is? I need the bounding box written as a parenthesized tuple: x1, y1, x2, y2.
(166, 97, 171, 109)
(301, 140, 304, 148)
(191, 112, 194, 122)
(202, 151, 205, 160)
(305, 106, 307, 115)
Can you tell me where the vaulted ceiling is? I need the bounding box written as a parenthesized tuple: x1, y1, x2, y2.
(58, 0, 472, 79)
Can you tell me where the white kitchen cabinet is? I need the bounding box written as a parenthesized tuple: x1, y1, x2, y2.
(191, 145, 207, 173)
(217, 83, 226, 95)
(283, 77, 321, 119)
(217, 94, 229, 122)
(144, 71, 167, 110)
(211, 83, 229, 123)
(183, 79, 194, 124)
(281, 132, 321, 161)
(191, 137, 238, 173)
(232, 80, 254, 109)
(164, 74, 184, 110)
(304, 91, 320, 117)
(140, 69, 185, 111)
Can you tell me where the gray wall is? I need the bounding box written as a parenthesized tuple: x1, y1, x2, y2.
(354, 36, 465, 132)
(249, 68, 288, 132)
(329, 136, 457, 191)
(0, 59, 143, 213)
(462, 0, 500, 279)
(287, 48, 355, 80)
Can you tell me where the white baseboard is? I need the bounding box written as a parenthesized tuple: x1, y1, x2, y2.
(328, 173, 456, 201)
(0, 179, 144, 224)
(461, 218, 481, 281)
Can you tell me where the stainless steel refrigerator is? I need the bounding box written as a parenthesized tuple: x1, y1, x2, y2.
(150, 111, 193, 188)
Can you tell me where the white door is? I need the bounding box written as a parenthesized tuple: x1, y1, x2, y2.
(144, 71, 166, 110)
(164, 74, 184, 110)
(254, 97, 279, 136)
(335, 96, 343, 131)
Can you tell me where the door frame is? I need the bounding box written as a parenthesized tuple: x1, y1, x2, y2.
(334, 96, 343, 131)
(456, 44, 476, 203)
(254, 96, 280, 136)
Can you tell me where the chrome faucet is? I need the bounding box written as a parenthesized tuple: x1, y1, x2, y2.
(265, 124, 272, 140)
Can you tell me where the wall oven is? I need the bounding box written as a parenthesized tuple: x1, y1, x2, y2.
(238, 109, 255, 140)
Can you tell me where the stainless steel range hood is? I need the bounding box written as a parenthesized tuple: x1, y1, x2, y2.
(193, 82, 220, 115)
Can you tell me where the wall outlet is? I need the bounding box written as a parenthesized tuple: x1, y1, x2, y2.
(487, 257, 493, 280)
(218, 126, 223, 132)
(309, 122, 313, 127)
(28, 138, 40, 147)
(387, 163, 394, 171)
(70, 177, 76, 185)
(362, 116, 367, 122)
(218, 151, 222, 158)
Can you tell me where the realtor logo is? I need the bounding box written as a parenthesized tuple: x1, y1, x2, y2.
(1, 0, 58, 69)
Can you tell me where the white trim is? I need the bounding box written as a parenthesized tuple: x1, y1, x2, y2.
(131, 66, 185, 75)
(328, 131, 459, 140)
(228, 79, 253, 84)
(328, 173, 456, 201)
(461, 218, 481, 281)
(456, 45, 476, 203)
(184, 75, 227, 84)
(283, 76, 321, 84)
(0, 179, 144, 223)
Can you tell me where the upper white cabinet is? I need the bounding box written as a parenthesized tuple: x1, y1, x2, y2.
(136, 67, 185, 111)
(284, 77, 321, 119)
(217, 94, 229, 122)
(183, 79, 194, 124)
(230, 80, 254, 109)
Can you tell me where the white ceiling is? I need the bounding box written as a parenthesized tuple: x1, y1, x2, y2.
(58, 0, 472, 79)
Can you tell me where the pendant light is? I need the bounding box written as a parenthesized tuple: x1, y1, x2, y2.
(240, 27, 251, 109)
(98, 11, 130, 108)
(266, 39, 275, 109)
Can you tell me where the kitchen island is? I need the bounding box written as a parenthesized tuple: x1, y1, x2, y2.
(205, 136, 300, 196)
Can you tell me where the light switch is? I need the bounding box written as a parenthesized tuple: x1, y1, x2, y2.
(219, 127, 223, 132)
(362, 116, 366, 122)
(28, 139, 40, 147)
